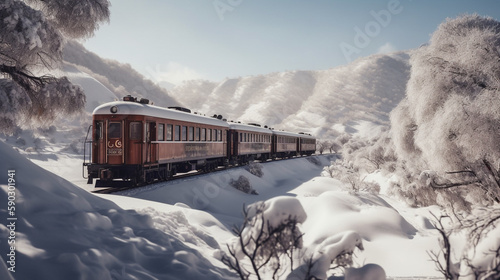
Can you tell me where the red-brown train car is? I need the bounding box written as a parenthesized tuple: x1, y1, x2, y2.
(298, 132, 316, 156)
(84, 96, 318, 187)
(228, 122, 273, 164)
(271, 130, 300, 159)
(85, 96, 229, 187)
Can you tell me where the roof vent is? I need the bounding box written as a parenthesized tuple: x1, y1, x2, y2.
(123, 95, 136, 102)
(248, 123, 261, 127)
(169, 107, 191, 113)
(139, 98, 149, 104)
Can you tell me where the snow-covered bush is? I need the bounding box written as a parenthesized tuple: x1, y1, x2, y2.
(322, 160, 380, 195)
(230, 175, 258, 195)
(221, 197, 370, 280)
(288, 231, 365, 280)
(246, 162, 264, 178)
(221, 197, 306, 279)
(429, 207, 500, 280)
(306, 156, 322, 166)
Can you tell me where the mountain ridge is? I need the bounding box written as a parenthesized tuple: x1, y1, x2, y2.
(171, 52, 410, 139)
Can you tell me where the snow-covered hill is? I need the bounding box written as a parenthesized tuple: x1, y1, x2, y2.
(0, 41, 450, 279)
(0, 140, 235, 279)
(0, 138, 445, 279)
(63, 41, 181, 109)
(171, 52, 410, 139)
(62, 63, 117, 113)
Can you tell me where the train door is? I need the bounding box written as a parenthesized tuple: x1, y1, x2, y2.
(145, 122, 157, 163)
(93, 121, 106, 163)
(107, 121, 124, 164)
(127, 121, 143, 164)
(232, 131, 239, 158)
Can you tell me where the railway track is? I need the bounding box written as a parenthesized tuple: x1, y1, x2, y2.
(91, 168, 224, 194)
(90, 155, 321, 195)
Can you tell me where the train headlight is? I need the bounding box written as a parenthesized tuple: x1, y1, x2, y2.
(110, 106, 118, 114)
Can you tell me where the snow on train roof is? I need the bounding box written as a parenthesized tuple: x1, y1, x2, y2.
(271, 130, 315, 139)
(272, 129, 304, 138)
(297, 133, 316, 140)
(92, 101, 229, 127)
(228, 122, 273, 134)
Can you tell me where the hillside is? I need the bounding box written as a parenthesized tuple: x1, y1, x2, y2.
(63, 41, 181, 109)
(171, 52, 410, 139)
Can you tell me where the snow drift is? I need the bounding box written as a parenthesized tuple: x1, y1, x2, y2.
(0, 141, 233, 279)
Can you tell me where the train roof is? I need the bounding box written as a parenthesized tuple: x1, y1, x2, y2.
(92, 101, 229, 128)
(298, 132, 316, 140)
(270, 130, 316, 139)
(271, 130, 303, 138)
(228, 122, 273, 134)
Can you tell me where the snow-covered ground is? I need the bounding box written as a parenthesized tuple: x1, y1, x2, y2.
(0, 57, 452, 279)
(0, 133, 448, 279)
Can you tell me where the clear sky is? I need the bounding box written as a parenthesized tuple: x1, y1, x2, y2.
(83, 0, 500, 85)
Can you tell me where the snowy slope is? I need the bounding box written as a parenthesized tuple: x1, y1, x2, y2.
(0, 140, 235, 280)
(111, 157, 444, 278)
(171, 52, 410, 139)
(1, 131, 447, 279)
(0, 40, 450, 279)
(63, 41, 181, 108)
(63, 63, 118, 113)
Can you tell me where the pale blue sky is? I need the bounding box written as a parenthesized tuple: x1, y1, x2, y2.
(83, 0, 500, 85)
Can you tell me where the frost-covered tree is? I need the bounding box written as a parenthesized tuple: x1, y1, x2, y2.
(391, 14, 500, 203)
(221, 198, 306, 280)
(0, 0, 110, 132)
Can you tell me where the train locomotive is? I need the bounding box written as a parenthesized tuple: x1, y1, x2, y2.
(83, 96, 316, 187)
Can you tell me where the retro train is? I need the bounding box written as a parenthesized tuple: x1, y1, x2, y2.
(83, 95, 316, 187)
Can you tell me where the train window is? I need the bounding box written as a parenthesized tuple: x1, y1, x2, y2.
(182, 126, 187, 141)
(208, 129, 212, 141)
(175, 125, 181, 141)
(94, 121, 102, 140)
(218, 130, 222, 142)
(195, 127, 200, 141)
(158, 124, 165, 141)
(188, 127, 194, 141)
(130, 122, 142, 140)
(201, 128, 206, 141)
(213, 129, 217, 142)
(147, 123, 156, 141)
(166, 124, 173, 141)
(108, 122, 121, 138)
